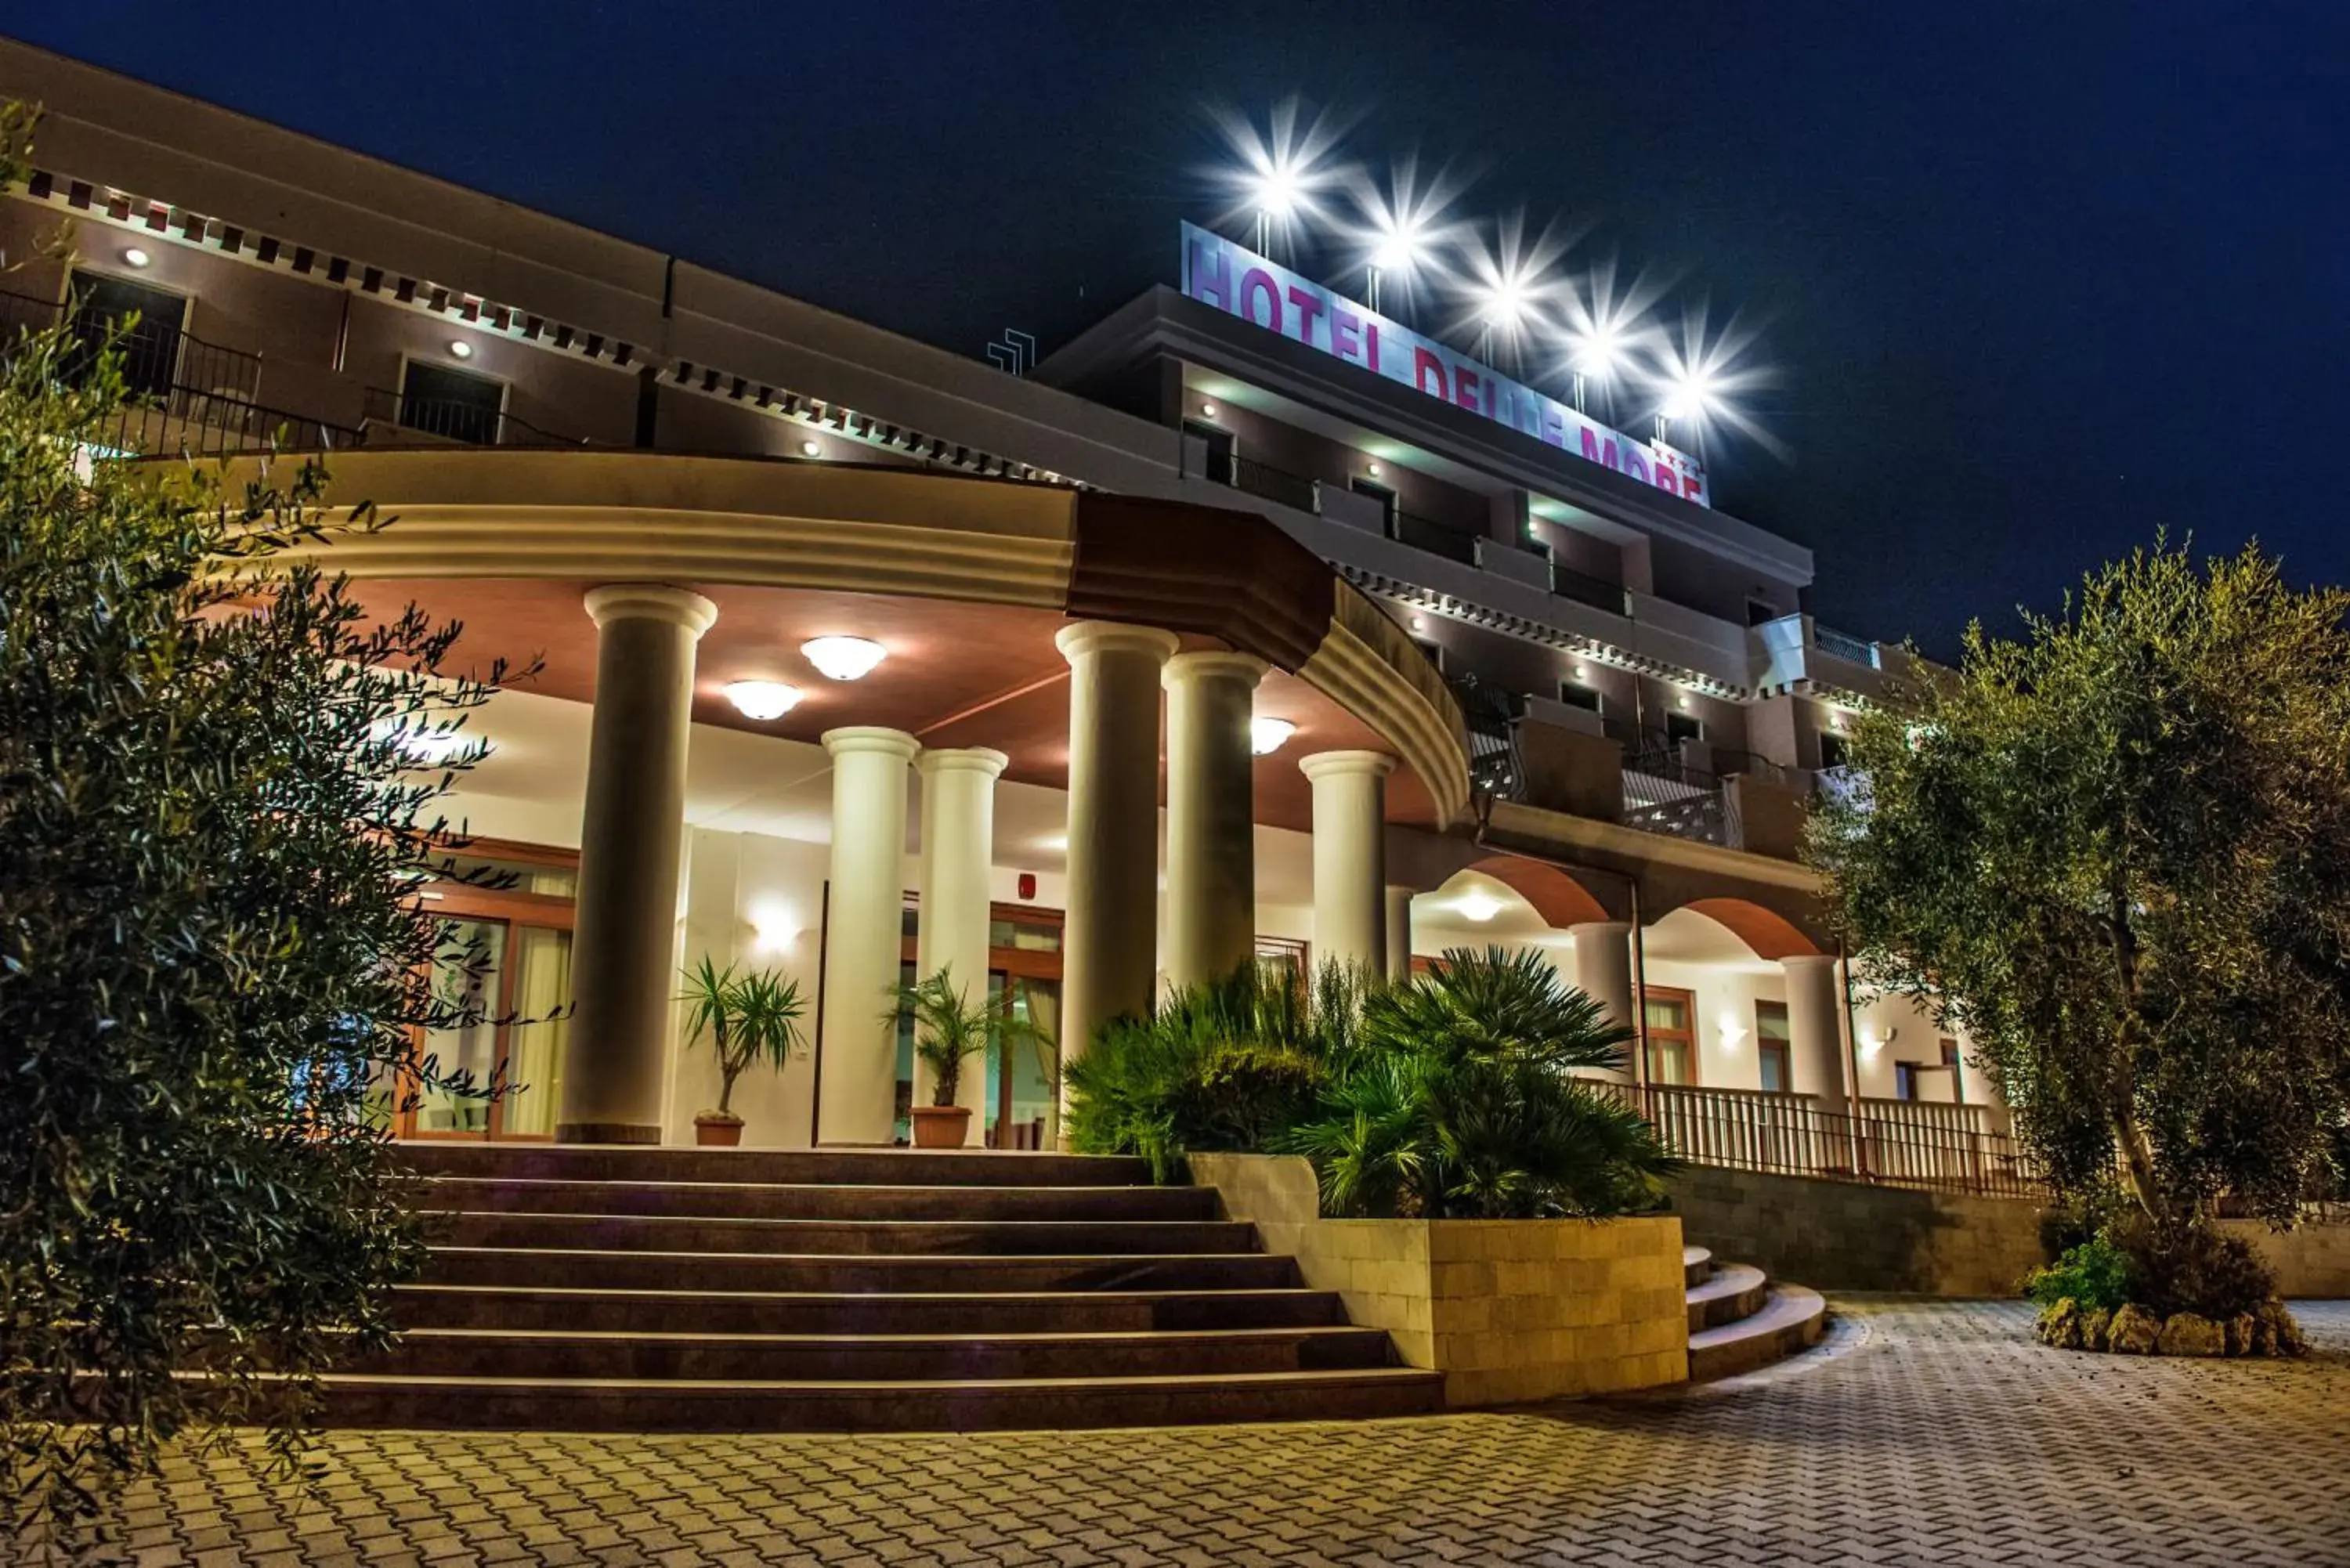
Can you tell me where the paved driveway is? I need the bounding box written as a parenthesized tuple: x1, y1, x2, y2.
(111, 1299, 2350, 1567)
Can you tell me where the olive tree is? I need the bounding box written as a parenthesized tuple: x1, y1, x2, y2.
(1, 110, 512, 1549)
(1810, 543, 2350, 1252)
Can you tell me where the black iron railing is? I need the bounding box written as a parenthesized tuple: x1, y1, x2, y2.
(1813, 623, 1880, 667)
(360, 386, 589, 448)
(1553, 562, 1629, 615)
(1225, 454, 1319, 514)
(1448, 671, 1525, 800)
(1390, 508, 1478, 565)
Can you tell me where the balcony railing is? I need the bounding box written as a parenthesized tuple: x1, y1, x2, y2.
(1448, 671, 1526, 800)
(360, 387, 590, 448)
(1813, 623, 1880, 667)
(1597, 1081, 2048, 1199)
(1391, 508, 1478, 565)
(1552, 561, 1629, 616)
(1227, 453, 1319, 515)
(1621, 746, 1741, 847)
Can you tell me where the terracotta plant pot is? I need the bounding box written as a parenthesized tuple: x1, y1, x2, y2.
(909, 1105, 973, 1149)
(694, 1112, 744, 1147)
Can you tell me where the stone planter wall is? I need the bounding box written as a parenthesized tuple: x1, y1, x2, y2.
(1190, 1153, 1689, 1406)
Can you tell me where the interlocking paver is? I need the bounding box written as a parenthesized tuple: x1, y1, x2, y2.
(68, 1299, 2350, 1566)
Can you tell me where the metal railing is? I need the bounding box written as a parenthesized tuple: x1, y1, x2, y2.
(1225, 453, 1319, 515)
(360, 386, 590, 449)
(1448, 671, 1525, 800)
(1709, 748, 1792, 786)
(1813, 623, 1881, 667)
(1552, 561, 1630, 615)
(1599, 1082, 2049, 1199)
(1391, 508, 1478, 565)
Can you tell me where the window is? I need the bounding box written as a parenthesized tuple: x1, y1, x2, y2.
(1894, 1062, 1918, 1101)
(1557, 681, 1602, 714)
(1182, 418, 1235, 484)
(1255, 935, 1309, 986)
(400, 359, 506, 445)
(67, 271, 187, 398)
(1746, 597, 1780, 627)
(1665, 711, 1705, 745)
(1643, 986, 1697, 1086)
(1755, 999, 1792, 1093)
(1941, 1037, 1965, 1104)
(1350, 476, 1399, 533)
(1818, 731, 1851, 771)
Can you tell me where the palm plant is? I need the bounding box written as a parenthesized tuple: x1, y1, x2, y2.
(678, 956, 808, 1118)
(1279, 946, 1676, 1219)
(892, 965, 1046, 1107)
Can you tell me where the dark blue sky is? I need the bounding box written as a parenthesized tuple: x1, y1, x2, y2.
(17, 2, 2347, 652)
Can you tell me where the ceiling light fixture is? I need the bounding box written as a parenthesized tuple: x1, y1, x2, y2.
(1457, 890, 1502, 923)
(802, 635, 888, 681)
(1250, 717, 1296, 755)
(723, 680, 804, 721)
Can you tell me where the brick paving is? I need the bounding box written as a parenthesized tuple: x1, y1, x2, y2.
(100, 1299, 2350, 1566)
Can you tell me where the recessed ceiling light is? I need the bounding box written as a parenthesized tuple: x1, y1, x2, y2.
(1250, 717, 1296, 755)
(801, 439, 822, 457)
(121, 247, 151, 269)
(1199, 401, 1217, 417)
(1457, 890, 1502, 923)
(449, 340, 473, 359)
(801, 636, 887, 681)
(723, 680, 803, 721)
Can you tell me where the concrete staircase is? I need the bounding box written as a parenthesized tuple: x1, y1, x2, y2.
(1681, 1245, 1828, 1380)
(332, 1143, 1444, 1431)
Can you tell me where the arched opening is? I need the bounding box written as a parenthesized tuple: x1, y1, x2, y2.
(1675, 897, 1825, 962)
(1463, 854, 1611, 930)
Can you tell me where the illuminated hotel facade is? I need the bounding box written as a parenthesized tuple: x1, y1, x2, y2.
(0, 38, 2005, 1166)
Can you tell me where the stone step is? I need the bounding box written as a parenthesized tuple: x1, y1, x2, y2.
(429, 1211, 1260, 1257)
(316, 1366, 1448, 1432)
(412, 1176, 1218, 1223)
(354, 1325, 1397, 1382)
(1682, 1245, 1713, 1288)
(393, 1284, 1350, 1335)
(1687, 1284, 1828, 1382)
(394, 1143, 1156, 1189)
(421, 1246, 1302, 1295)
(1685, 1262, 1771, 1332)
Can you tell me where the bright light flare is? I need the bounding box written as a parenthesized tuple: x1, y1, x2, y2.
(1250, 717, 1296, 755)
(1456, 889, 1503, 923)
(1209, 99, 1353, 250)
(1251, 159, 1302, 219)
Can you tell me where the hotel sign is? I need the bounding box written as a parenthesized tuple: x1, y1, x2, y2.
(1180, 222, 1708, 507)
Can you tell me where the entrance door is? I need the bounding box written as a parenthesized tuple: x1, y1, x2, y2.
(897, 901, 1065, 1147)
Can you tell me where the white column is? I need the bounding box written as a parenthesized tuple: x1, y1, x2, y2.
(1162, 650, 1267, 991)
(1384, 885, 1415, 983)
(914, 746, 1007, 1144)
(558, 584, 717, 1145)
(1569, 921, 1636, 1083)
(816, 726, 920, 1145)
(1054, 623, 1178, 1076)
(1784, 952, 1858, 1172)
(1300, 750, 1396, 977)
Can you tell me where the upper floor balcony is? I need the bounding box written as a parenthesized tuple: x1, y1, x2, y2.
(1751, 612, 1896, 703)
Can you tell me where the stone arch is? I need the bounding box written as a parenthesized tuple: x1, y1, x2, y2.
(1466, 854, 1611, 930)
(1675, 896, 1827, 962)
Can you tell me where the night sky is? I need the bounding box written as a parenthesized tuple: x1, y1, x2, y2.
(15, 2, 2346, 656)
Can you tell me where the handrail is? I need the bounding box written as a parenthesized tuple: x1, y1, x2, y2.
(1391, 509, 1478, 565)
(1812, 623, 1881, 668)
(360, 385, 593, 448)
(1224, 453, 1318, 515)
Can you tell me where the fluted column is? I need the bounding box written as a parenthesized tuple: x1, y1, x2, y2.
(914, 746, 1008, 1143)
(816, 727, 920, 1145)
(1300, 751, 1396, 978)
(1568, 921, 1636, 1084)
(1162, 650, 1268, 991)
(1384, 885, 1415, 982)
(558, 584, 718, 1144)
(1054, 623, 1179, 1076)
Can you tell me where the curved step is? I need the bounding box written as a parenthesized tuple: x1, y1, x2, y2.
(430, 1211, 1260, 1257)
(396, 1143, 1156, 1189)
(316, 1366, 1448, 1432)
(1687, 1284, 1827, 1382)
(422, 1245, 1300, 1295)
(1683, 1245, 1713, 1288)
(1686, 1262, 1770, 1331)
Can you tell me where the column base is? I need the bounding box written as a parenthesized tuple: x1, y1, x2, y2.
(555, 1122, 663, 1145)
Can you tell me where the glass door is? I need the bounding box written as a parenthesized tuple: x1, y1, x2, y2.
(399, 914, 574, 1140)
(1643, 986, 1698, 1086)
(986, 975, 1061, 1150)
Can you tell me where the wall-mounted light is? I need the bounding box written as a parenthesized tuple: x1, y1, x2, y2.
(1410, 616, 1426, 632)
(449, 340, 474, 360)
(747, 897, 801, 954)
(1717, 1011, 1750, 1050)
(371, 719, 479, 764)
(1250, 717, 1296, 755)
(1199, 400, 1217, 417)
(121, 246, 151, 269)
(1365, 460, 1383, 477)
(1456, 889, 1502, 923)
(1573, 663, 1589, 681)
(802, 636, 887, 681)
(723, 680, 803, 721)
(800, 439, 822, 457)
(1678, 693, 1693, 710)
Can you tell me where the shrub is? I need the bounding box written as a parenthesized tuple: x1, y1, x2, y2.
(2023, 1235, 2134, 1315)
(1278, 947, 1677, 1219)
(2105, 1213, 2277, 1322)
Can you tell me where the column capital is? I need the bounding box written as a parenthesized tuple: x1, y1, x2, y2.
(1162, 649, 1269, 692)
(916, 746, 1010, 781)
(1781, 952, 1842, 973)
(584, 583, 718, 637)
(1568, 920, 1634, 938)
(1054, 620, 1180, 667)
(822, 725, 920, 763)
(1300, 749, 1398, 782)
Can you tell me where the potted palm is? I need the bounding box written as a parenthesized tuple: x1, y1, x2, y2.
(678, 957, 808, 1146)
(891, 964, 1046, 1149)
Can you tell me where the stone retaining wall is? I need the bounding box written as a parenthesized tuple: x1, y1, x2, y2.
(1191, 1152, 1687, 1405)
(1669, 1166, 2350, 1298)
